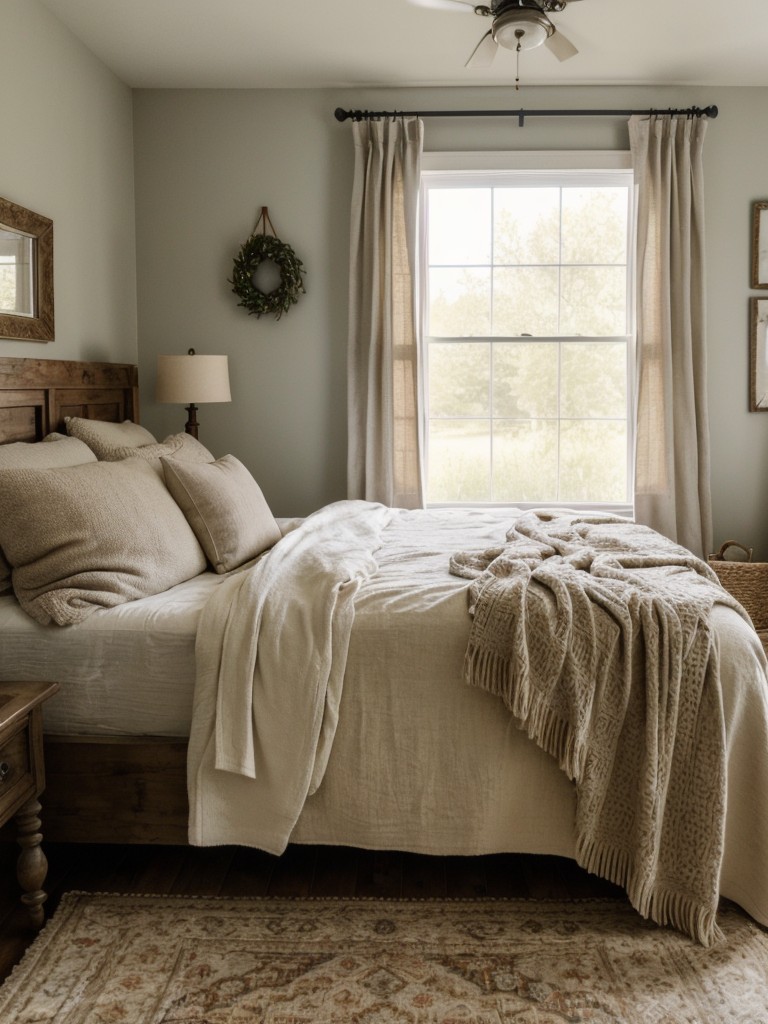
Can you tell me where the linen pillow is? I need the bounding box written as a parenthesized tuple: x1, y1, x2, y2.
(65, 417, 157, 457)
(161, 454, 281, 573)
(0, 435, 96, 468)
(0, 459, 207, 625)
(0, 435, 98, 595)
(97, 432, 215, 471)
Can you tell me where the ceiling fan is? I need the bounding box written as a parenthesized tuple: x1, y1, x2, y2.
(409, 0, 584, 69)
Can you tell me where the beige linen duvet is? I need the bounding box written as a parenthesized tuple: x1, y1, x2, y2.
(187, 500, 768, 941)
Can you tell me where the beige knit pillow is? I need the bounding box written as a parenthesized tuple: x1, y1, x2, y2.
(161, 454, 281, 573)
(0, 459, 207, 625)
(65, 417, 157, 457)
(97, 432, 215, 473)
(0, 435, 96, 469)
(0, 435, 97, 595)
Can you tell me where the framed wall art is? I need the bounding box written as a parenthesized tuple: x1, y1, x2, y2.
(750, 296, 768, 410)
(752, 200, 768, 289)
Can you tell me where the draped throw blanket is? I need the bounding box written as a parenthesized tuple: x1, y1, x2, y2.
(450, 510, 748, 945)
(188, 500, 392, 854)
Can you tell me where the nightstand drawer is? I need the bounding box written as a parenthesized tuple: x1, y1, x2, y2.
(0, 722, 34, 820)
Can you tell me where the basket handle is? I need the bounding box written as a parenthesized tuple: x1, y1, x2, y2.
(712, 540, 753, 562)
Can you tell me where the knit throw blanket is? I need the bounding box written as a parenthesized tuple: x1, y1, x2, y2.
(450, 510, 747, 945)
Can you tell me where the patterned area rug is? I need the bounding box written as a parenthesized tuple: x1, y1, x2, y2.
(1, 893, 767, 1022)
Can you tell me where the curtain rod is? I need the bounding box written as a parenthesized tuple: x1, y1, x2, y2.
(334, 105, 718, 127)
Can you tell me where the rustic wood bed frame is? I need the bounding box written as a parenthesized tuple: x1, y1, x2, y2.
(0, 356, 189, 844)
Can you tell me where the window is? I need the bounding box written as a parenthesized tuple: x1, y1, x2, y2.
(421, 154, 635, 514)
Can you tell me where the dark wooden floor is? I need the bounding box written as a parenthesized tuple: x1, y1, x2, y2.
(0, 840, 627, 984)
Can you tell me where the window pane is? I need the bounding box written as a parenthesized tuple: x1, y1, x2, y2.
(428, 188, 491, 265)
(560, 342, 626, 419)
(429, 267, 490, 337)
(493, 421, 558, 502)
(428, 420, 490, 502)
(494, 188, 560, 265)
(423, 168, 633, 508)
(559, 420, 628, 503)
(561, 187, 628, 265)
(560, 266, 627, 336)
(493, 266, 559, 336)
(493, 341, 558, 418)
(429, 342, 489, 417)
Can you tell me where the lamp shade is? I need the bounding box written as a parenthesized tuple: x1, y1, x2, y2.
(155, 354, 231, 404)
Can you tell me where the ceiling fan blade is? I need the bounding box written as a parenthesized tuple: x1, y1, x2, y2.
(408, 0, 476, 11)
(544, 27, 578, 61)
(465, 30, 498, 68)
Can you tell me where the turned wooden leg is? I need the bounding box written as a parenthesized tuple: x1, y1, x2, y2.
(16, 796, 49, 930)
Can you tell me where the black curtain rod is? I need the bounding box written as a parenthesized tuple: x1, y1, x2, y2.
(334, 105, 718, 127)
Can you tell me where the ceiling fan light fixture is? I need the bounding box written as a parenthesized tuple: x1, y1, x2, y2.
(492, 8, 553, 50)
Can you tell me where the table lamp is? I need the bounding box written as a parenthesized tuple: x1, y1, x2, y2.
(155, 349, 231, 439)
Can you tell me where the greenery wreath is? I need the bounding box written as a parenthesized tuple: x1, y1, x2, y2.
(230, 210, 306, 321)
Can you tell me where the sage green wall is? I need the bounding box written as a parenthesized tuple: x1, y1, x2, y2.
(134, 84, 768, 556)
(0, 0, 137, 363)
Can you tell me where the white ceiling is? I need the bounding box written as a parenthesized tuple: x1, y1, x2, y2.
(38, 0, 768, 91)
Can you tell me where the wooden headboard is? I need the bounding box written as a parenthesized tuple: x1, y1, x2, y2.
(0, 356, 139, 444)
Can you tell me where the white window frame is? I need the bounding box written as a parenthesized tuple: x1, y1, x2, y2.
(419, 151, 636, 518)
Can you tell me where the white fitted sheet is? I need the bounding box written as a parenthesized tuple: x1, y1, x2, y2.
(0, 518, 303, 735)
(0, 572, 218, 735)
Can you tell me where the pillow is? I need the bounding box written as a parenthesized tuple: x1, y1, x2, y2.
(97, 431, 215, 471)
(0, 435, 96, 468)
(0, 435, 97, 595)
(65, 417, 157, 457)
(0, 459, 207, 625)
(161, 454, 281, 573)
(166, 433, 216, 463)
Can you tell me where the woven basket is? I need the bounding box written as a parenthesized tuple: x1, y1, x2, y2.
(708, 540, 768, 630)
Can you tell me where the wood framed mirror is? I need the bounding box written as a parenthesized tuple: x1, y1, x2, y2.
(0, 197, 54, 342)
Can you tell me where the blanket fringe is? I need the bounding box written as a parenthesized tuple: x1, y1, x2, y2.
(464, 644, 583, 780)
(575, 834, 723, 947)
(465, 641, 724, 945)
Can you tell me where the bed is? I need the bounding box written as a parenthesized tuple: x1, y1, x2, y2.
(1, 355, 768, 946)
(0, 356, 190, 843)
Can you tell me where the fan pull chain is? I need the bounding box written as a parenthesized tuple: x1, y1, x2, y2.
(515, 31, 523, 91)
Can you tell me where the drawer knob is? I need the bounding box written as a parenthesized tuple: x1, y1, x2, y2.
(0, 762, 10, 782)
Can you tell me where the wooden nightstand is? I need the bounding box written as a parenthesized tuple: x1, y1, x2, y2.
(0, 681, 59, 929)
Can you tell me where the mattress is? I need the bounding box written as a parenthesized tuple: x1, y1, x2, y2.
(0, 517, 305, 735)
(0, 572, 216, 735)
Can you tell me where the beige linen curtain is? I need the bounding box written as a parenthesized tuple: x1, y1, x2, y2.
(629, 114, 712, 558)
(347, 117, 425, 508)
